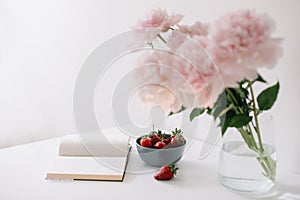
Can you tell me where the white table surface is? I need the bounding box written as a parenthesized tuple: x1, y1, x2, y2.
(0, 136, 300, 200)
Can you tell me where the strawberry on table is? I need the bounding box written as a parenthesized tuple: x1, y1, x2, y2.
(154, 165, 178, 180)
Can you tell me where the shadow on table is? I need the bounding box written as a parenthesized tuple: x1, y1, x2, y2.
(165, 159, 219, 188)
(233, 183, 300, 200)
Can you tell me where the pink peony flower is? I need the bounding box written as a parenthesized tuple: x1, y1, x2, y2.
(171, 38, 224, 108)
(166, 31, 187, 50)
(138, 84, 182, 114)
(134, 51, 182, 113)
(133, 8, 183, 44)
(167, 22, 210, 50)
(208, 9, 283, 86)
(173, 37, 215, 76)
(134, 43, 224, 113)
(136, 8, 183, 31)
(177, 22, 209, 38)
(210, 10, 275, 56)
(132, 8, 283, 112)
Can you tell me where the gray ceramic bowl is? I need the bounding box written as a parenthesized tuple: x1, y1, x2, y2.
(136, 135, 186, 167)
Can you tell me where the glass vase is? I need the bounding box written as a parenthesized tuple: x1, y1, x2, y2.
(217, 114, 277, 193)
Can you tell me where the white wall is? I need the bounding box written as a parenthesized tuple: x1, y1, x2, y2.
(1, 0, 300, 172)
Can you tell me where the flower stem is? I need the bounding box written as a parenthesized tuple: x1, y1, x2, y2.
(246, 125, 258, 149)
(225, 88, 238, 105)
(225, 88, 244, 114)
(248, 80, 264, 152)
(157, 34, 167, 44)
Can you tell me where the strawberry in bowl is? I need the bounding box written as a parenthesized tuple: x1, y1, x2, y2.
(136, 128, 186, 167)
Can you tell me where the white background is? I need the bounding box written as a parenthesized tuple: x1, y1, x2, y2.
(1, 0, 300, 172)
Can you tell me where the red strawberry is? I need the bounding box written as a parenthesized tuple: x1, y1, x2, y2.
(160, 133, 171, 145)
(150, 134, 161, 145)
(140, 137, 152, 148)
(154, 165, 178, 180)
(171, 136, 185, 147)
(171, 128, 185, 147)
(154, 141, 166, 149)
(170, 136, 179, 147)
(163, 137, 171, 145)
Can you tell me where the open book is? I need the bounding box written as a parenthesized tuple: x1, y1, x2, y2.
(46, 128, 131, 181)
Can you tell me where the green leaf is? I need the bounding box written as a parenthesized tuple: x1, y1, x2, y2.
(254, 74, 267, 83)
(226, 88, 243, 106)
(228, 114, 252, 128)
(257, 82, 280, 111)
(220, 110, 235, 135)
(168, 106, 186, 116)
(239, 79, 247, 85)
(189, 108, 205, 121)
(212, 91, 227, 119)
(206, 108, 212, 115)
(236, 87, 249, 99)
(212, 104, 225, 119)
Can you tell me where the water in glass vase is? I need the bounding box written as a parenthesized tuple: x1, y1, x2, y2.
(218, 141, 276, 193)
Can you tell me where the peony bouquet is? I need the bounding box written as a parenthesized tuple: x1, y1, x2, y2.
(132, 8, 283, 182)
